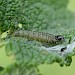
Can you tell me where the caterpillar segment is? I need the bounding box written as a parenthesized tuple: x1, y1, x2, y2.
(11, 30, 65, 46)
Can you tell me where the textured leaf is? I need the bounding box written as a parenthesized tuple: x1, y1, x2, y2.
(0, 0, 75, 34)
(0, 0, 75, 75)
(2, 37, 74, 75)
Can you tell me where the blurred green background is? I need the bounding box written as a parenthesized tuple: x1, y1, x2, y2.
(0, 0, 75, 75)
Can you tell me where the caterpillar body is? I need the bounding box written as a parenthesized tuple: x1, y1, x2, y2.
(10, 30, 65, 46)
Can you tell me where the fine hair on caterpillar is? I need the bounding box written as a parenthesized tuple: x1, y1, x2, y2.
(10, 30, 65, 46)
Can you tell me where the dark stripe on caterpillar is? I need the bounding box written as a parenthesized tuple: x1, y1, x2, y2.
(11, 30, 65, 46)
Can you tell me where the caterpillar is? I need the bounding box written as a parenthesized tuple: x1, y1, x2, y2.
(9, 30, 65, 46)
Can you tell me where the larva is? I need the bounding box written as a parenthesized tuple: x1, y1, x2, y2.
(11, 30, 65, 46)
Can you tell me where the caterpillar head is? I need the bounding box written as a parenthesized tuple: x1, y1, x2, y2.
(55, 35, 64, 41)
(48, 35, 65, 46)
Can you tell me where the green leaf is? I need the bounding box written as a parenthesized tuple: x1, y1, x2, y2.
(1, 0, 75, 75)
